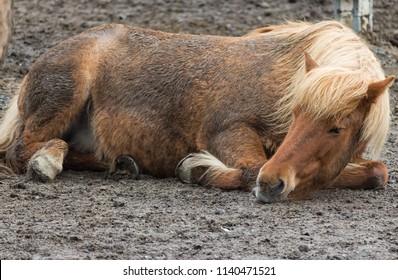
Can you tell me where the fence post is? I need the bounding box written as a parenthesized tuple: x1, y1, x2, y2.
(0, 0, 12, 64)
(334, 0, 373, 32)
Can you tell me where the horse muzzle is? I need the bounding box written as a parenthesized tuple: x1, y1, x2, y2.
(253, 171, 296, 203)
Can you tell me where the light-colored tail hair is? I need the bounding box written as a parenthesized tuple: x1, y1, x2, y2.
(0, 94, 20, 175)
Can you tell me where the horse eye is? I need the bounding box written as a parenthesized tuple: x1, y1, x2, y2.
(329, 127, 342, 135)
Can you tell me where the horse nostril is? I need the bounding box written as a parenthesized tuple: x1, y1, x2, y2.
(270, 180, 285, 195)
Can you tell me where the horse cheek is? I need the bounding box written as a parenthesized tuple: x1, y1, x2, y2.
(321, 134, 354, 182)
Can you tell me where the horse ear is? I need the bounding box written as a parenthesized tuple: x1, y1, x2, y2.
(365, 75, 395, 104)
(304, 52, 319, 73)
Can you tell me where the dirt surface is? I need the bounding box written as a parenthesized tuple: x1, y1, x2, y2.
(1, 0, 398, 260)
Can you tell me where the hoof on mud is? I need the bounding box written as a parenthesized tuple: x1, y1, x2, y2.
(111, 155, 140, 180)
(26, 153, 63, 182)
(175, 154, 195, 184)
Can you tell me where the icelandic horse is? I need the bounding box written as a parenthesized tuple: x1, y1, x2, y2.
(0, 21, 395, 203)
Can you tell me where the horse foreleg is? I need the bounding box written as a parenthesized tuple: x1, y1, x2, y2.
(176, 126, 266, 190)
(329, 160, 388, 190)
(176, 151, 252, 189)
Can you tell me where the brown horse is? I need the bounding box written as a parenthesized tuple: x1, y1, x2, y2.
(0, 21, 394, 203)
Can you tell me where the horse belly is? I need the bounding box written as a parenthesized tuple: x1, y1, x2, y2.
(92, 108, 193, 177)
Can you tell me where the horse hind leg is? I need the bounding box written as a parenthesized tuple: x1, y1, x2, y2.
(11, 104, 111, 181)
(6, 53, 96, 179)
(25, 139, 68, 181)
(5, 114, 74, 180)
(26, 104, 110, 177)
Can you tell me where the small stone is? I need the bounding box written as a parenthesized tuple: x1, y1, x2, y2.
(298, 244, 310, 252)
(300, 228, 312, 236)
(69, 236, 82, 241)
(256, 1, 271, 8)
(11, 181, 27, 189)
(113, 200, 125, 207)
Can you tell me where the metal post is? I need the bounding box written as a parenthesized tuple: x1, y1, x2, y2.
(0, 0, 13, 64)
(334, 0, 373, 32)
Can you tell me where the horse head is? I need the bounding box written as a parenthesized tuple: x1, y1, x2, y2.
(254, 53, 395, 203)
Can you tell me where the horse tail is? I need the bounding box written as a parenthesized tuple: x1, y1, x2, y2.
(0, 94, 20, 176)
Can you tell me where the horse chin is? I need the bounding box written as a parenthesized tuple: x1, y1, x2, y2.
(252, 186, 293, 204)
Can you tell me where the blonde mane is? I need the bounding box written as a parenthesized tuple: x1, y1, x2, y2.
(262, 21, 389, 159)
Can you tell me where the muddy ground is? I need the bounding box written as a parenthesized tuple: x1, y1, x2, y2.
(0, 0, 398, 260)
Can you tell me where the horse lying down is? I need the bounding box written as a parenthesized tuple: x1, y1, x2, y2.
(0, 21, 394, 203)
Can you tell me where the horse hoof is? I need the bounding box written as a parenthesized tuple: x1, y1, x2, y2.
(175, 154, 195, 183)
(113, 155, 140, 180)
(26, 152, 63, 182)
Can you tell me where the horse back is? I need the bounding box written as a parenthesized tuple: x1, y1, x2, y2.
(18, 24, 280, 176)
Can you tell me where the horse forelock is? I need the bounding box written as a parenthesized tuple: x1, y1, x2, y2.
(273, 67, 371, 146)
(291, 68, 368, 120)
(265, 21, 390, 159)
